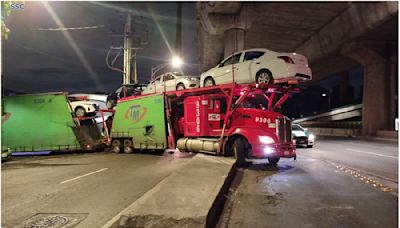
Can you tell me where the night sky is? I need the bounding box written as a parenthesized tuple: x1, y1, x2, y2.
(2, 1, 198, 94)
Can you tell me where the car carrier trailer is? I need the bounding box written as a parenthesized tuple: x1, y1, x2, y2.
(105, 83, 297, 165)
(2, 92, 102, 153)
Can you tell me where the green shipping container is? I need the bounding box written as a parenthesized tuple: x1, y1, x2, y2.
(2, 93, 101, 152)
(111, 94, 167, 149)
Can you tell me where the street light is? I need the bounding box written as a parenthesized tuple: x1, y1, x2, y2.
(171, 56, 183, 68)
(151, 56, 183, 79)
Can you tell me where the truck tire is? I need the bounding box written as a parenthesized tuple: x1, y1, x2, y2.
(268, 157, 280, 165)
(111, 139, 122, 153)
(232, 138, 247, 167)
(123, 139, 133, 154)
(256, 70, 273, 84)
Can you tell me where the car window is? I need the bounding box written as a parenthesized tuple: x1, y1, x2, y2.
(292, 125, 303, 131)
(164, 74, 175, 81)
(244, 51, 265, 61)
(153, 76, 161, 84)
(220, 53, 242, 67)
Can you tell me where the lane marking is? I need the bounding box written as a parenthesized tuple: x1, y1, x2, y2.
(346, 148, 398, 159)
(334, 164, 395, 195)
(60, 168, 108, 184)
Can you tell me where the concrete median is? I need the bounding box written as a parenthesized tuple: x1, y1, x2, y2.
(117, 154, 236, 228)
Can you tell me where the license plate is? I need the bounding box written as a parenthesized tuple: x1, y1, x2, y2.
(284, 151, 289, 156)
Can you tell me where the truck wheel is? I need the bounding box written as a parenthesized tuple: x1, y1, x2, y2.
(111, 139, 122, 153)
(204, 77, 215, 87)
(232, 138, 247, 167)
(75, 107, 86, 117)
(268, 157, 280, 165)
(123, 139, 133, 154)
(256, 70, 273, 84)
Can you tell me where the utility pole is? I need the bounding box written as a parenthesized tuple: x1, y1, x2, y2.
(107, 13, 147, 86)
(123, 14, 133, 85)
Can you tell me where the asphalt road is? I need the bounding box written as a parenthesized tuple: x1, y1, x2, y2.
(2, 152, 190, 228)
(218, 138, 398, 228)
(302, 138, 398, 182)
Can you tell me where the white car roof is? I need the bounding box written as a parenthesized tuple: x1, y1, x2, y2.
(231, 48, 274, 55)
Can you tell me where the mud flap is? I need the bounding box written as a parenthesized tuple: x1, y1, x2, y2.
(72, 120, 103, 151)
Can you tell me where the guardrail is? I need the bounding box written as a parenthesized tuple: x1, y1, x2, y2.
(294, 104, 363, 123)
(300, 121, 362, 129)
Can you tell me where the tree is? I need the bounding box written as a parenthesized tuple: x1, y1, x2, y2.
(1, 1, 12, 39)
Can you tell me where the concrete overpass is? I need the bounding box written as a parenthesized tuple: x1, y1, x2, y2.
(196, 2, 398, 136)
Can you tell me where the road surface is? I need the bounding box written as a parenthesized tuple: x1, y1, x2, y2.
(218, 138, 398, 228)
(2, 152, 190, 228)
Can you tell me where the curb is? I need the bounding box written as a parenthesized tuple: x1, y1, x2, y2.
(206, 162, 237, 227)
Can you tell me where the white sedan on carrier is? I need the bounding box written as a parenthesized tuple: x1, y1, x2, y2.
(141, 72, 200, 94)
(200, 48, 312, 87)
(68, 96, 98, 117)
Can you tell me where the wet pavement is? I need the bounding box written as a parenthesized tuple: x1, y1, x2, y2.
(218, 139, 398, 228)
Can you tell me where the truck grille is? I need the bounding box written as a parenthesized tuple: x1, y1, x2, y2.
(276, 117, 292, 143)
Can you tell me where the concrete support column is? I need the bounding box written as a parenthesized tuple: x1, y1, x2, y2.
(197, 25, 225, 72)
(224, 28, 245, 58)
(388, 54, 398, 130)
(342, 42, 391, 136)
(362, 63, 389, 135)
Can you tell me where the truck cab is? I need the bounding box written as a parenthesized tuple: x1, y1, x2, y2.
(173, 84, 296, 165)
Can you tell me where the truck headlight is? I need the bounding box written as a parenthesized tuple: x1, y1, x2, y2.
(263, 146, 274, 155)
(259, 136, 274, 144)
(308, 134, 315, 140)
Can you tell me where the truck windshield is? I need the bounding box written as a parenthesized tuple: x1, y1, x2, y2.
(240, 94, 269, 110)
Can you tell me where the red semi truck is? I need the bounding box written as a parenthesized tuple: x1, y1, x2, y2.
(106, 83, 297, 165)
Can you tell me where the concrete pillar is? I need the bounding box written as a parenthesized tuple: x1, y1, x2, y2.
(197, 25, 225, 72)
(224, 28, 245, 58)
(388, 54, 398, 130)
(342, 42, 391, 135)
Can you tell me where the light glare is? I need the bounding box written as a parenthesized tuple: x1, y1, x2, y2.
(171, 56, 183, 68)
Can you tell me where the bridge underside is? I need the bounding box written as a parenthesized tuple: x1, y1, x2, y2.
(197, 2, 398, 135)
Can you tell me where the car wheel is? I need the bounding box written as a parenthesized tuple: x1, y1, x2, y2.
(204, 77, 215, 87)
(106, 100, 115, 109)
(176, 83, 185, 90)
(75, 107, 86, 117)
(307, 145, 313, 148)
(256, 70, 273, 84)
(268, 157, 280, 165)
